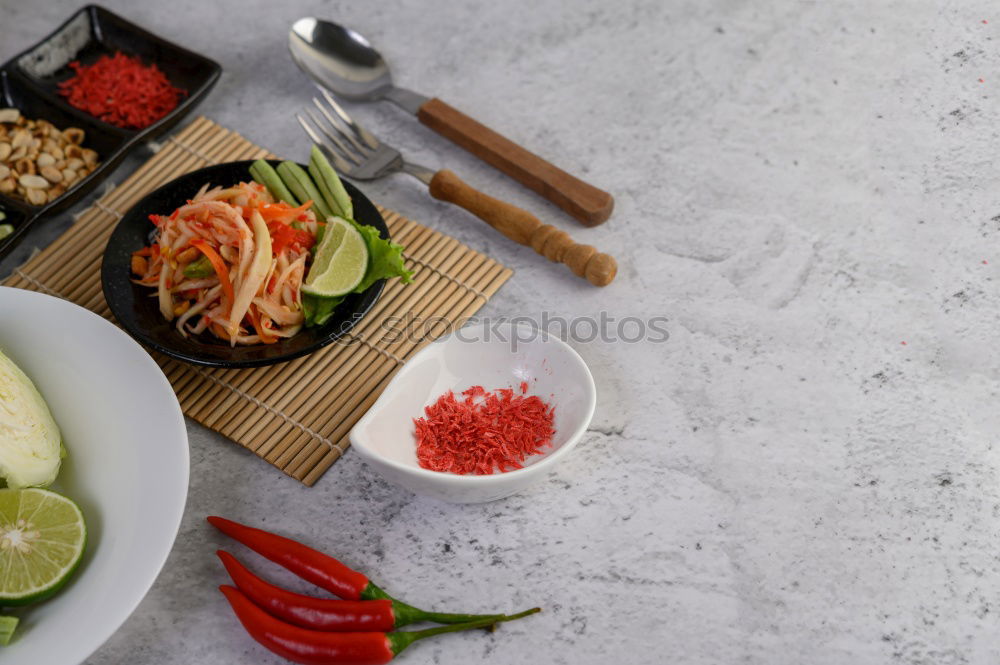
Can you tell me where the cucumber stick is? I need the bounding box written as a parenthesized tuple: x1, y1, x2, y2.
(308, 160, 341, 218)
(249, 160, 299, 206)
(308, 160, 343, 219)
(276, 162, 333, 219)
(308, 145, 353, 219)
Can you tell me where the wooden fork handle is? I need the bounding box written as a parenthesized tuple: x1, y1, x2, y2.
(418, 98, 614, 227)
(428, 169, 617, 286)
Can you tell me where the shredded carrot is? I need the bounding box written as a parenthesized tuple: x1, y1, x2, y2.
(190, 239, 234, 311)
(259, 200, 313, 223)
(249, 309, 278, 344)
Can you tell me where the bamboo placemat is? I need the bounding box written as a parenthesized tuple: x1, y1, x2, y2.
(3, 116, 513, 485)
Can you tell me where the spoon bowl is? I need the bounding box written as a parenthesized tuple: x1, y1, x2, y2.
(290, 17, 423, 110)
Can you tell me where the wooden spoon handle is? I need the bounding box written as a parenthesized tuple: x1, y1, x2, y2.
(418, 98, 614, 227)
(428, 169, 617, 286)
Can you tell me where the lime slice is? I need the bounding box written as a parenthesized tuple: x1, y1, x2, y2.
(302, 217, 369, 298)
(0, 488, 86, 606)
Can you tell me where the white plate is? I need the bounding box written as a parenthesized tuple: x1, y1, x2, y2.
(350, 321, 596, 503)
(0, 287, 188, 664)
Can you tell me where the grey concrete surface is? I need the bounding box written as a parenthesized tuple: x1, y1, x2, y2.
(3, 1, 1000, 663)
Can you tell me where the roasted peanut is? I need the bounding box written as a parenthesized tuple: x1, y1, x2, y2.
(10, 129, 30, 149)
(46, 185, 66, 203)
(63, 128, 84, 144)
(0, 112, 99, 205)
(175, 246, 199, 263)
(40, 166, 62, 183)
(19, 174, 49, 189)
(131, 255, 148, 276)
(14, 157, 35, 176)
(25, 188, 47, 205)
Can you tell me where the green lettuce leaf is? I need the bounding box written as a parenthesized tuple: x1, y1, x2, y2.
(304, 220, 413, 327)
(348, 219, 413, 293)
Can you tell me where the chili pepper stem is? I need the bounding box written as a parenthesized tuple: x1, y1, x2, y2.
(387, 608, 541, 656)
(365, 584, 510, 627)
(390, 597, 506, 627)
(360, 581, 393, 601)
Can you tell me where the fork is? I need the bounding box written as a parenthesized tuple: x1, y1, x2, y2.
(297, 92, 617, 287)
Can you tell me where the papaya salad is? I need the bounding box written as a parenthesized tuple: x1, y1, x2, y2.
(131, 149, 412, 346)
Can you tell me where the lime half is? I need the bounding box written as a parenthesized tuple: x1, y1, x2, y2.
(302, 217, 369, 298)
(0, 488, 86, 606)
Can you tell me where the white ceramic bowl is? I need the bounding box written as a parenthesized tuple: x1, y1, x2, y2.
(350, 321, 595, 503)
(0, 287, 188, 664)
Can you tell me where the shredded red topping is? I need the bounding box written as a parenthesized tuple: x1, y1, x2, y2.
(414, 382, 555, 475)
(58, 52, 187, 130)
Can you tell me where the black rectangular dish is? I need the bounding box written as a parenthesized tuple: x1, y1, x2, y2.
(0, 5, 221, 261)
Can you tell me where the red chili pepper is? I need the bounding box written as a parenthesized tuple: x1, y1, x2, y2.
(220, 585, 539, 665)
(268, 220, 315, 255)
(217, 551, 503, 631)
(268, 222, 296, 255)
(208, 517, 369, 599)
(207, 517, 509, 625)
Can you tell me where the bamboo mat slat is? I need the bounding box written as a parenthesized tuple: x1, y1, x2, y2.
(3, 117, 513, 486)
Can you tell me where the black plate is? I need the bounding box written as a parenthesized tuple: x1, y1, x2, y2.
(0, 5, 221, 260)
(101, 160, 388, 368)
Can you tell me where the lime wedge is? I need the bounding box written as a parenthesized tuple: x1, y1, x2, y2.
(0, 488, 86, 606)
(302, 217, 369, 298)
(308, 217, 349, 280)
(0, 615, 17, 646)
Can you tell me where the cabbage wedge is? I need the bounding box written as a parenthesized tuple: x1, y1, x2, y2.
(0, 350, 62, 488)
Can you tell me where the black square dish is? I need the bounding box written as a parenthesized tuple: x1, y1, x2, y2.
(0, 200, 29, 251)
(0, 5, 221, 260)
(0, 70, 127, 207)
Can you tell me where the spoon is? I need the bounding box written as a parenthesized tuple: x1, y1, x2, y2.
(289, 17, 614, 227)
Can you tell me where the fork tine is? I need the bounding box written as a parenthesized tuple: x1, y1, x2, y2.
(320, 89, 380, 150)
(311, 97, 370, 157)
(304, 108, 364, 166)
(296, 113, 354, 173)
